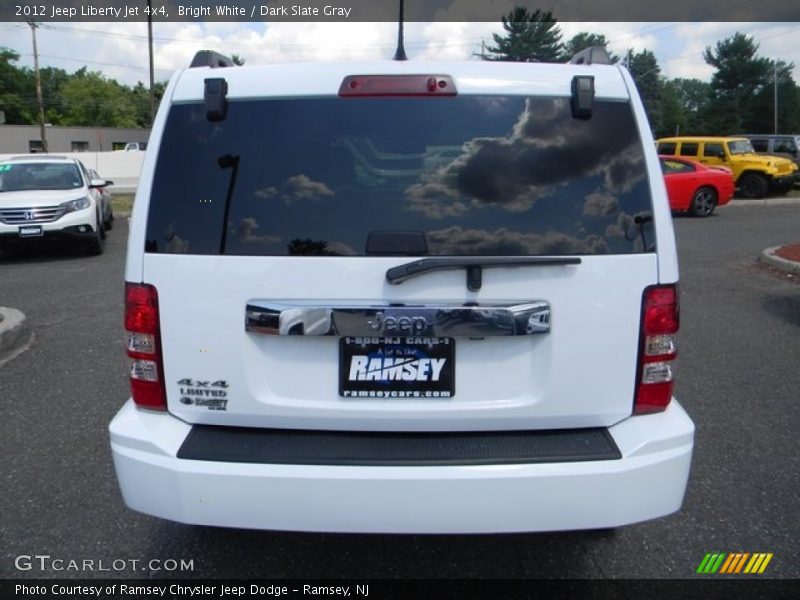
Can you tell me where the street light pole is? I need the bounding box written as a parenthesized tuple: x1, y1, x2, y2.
(773, 62, 778, 134)
(28, 21, 48, 153)
(147, 0, 155, 125)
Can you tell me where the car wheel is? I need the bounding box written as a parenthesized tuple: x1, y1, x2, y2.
(690, 186, 717, 217)
(738, 173, 768, 199)
(86, 212, 106, 255)
(105, 208, 114, 231)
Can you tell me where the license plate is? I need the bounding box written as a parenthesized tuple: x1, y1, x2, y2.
(339, 337, 455, 398)
(18, 225, 43, 237)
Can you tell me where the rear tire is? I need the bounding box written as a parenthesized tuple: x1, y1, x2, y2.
(104, 208, 114, 231)
(690, 186, 717, 217)
(738, 173, 768, 199)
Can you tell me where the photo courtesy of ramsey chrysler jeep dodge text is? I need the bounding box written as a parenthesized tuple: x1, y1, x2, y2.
(110, 47, 694, 533)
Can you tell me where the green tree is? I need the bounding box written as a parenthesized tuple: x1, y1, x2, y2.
(656, 79, 685, 138)
(626, 49, 662, 133)
(484, 8, 563, 62)
(749, 60, 800, 133)
(39, 66, 71, 125)
(59, 69, 138, 127)
(703, 33, 772, 133)
(561, 32, 618, 63)
(670, 78, 713, 134)
(130, 80, 167, 128)
(0, 47, 35, 124)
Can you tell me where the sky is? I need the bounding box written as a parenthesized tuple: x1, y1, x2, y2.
(1, 21, 799, 87)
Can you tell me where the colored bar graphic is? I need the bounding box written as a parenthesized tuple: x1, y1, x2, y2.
(719, 553, 752, 574)
(697, 552, 773, 574)
(744, 553, 774, 574)
(697, 553, 727, 574)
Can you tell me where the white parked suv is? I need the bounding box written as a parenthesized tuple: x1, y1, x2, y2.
(0, 155, 110, 254)
(110, 48, 694, 533)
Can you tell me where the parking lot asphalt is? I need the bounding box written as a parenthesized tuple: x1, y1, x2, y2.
(1, 205, 798, 580)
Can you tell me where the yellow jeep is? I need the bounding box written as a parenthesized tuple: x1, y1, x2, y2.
(656, 136, 797, 199)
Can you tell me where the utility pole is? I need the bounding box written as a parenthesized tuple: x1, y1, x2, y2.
(147, 0, 155, 124)
(28, 21, 48, 153)
(773, 61, 778, 134)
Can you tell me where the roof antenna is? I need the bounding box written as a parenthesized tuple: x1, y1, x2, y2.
(393, 0, 408, 61)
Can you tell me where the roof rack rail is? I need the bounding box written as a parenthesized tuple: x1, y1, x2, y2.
(569, 46, 612, 66)
(190, 50, 235, 69)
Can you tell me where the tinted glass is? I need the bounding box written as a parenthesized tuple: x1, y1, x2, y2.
(0, 162, 83, 192)
(679, 143, 698, 156)
(750, 139, 769, 152)
(657, 142, 677, 155)
(146, 96, 653, 256)
(703, 143, 724, 157)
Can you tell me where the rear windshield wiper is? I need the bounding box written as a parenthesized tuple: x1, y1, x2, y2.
(386, 256, 582, 291)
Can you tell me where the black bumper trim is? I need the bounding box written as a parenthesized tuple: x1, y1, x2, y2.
(177, 425, 622, 466)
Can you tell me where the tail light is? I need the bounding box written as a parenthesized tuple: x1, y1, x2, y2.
(125, 282, 166, 410)
(634, 284, 679, 415)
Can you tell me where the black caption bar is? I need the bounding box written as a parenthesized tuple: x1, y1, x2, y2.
(2, 0, 799, 22)
(3, 579, 800, 600)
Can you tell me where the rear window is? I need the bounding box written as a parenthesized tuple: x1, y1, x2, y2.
(679, 143, 699, 157)
(145, 96, 654, 256)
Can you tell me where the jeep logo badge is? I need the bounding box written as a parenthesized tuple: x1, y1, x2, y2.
(366, 311, 428, 333)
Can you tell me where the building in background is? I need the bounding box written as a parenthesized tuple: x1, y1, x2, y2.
(0, 124, 151, 154)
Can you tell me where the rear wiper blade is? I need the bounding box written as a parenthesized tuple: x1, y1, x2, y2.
(386, 256, 582, 291)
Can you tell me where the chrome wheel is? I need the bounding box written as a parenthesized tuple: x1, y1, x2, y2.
(690, 187, 717, 217)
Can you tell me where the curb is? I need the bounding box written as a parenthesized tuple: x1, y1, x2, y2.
(0, 307, 33, 366)
(729, 197, 800, 207)
(760, 246, 800, 275)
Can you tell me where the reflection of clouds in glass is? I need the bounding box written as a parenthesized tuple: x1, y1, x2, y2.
(583, 191, 619, 216)
(605, 213, 635, 240)
(325, 242, 358, 256)
(426, 226, 608, 256)
(604, 146, 647, 194)
(166, 235, 189, 253)
(405, 98, 644, 218)
(236, 217, 281, 244)
(162, 223, 189, 253)
(255, 174, 334, 204)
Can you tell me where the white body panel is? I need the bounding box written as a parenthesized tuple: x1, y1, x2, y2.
(110, 399, 694, 533)
(146, 253, 656, 430)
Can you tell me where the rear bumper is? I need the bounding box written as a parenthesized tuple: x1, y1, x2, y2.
(109, 400, 694, 533)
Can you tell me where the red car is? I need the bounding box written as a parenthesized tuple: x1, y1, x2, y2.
(659, 155, 735, 217)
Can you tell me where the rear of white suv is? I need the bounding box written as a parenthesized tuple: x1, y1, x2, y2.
(110, 53, 693, 533)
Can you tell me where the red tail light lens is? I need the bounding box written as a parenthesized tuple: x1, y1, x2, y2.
(634, 284, 679, 415)
(125, 282, 166, 410)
